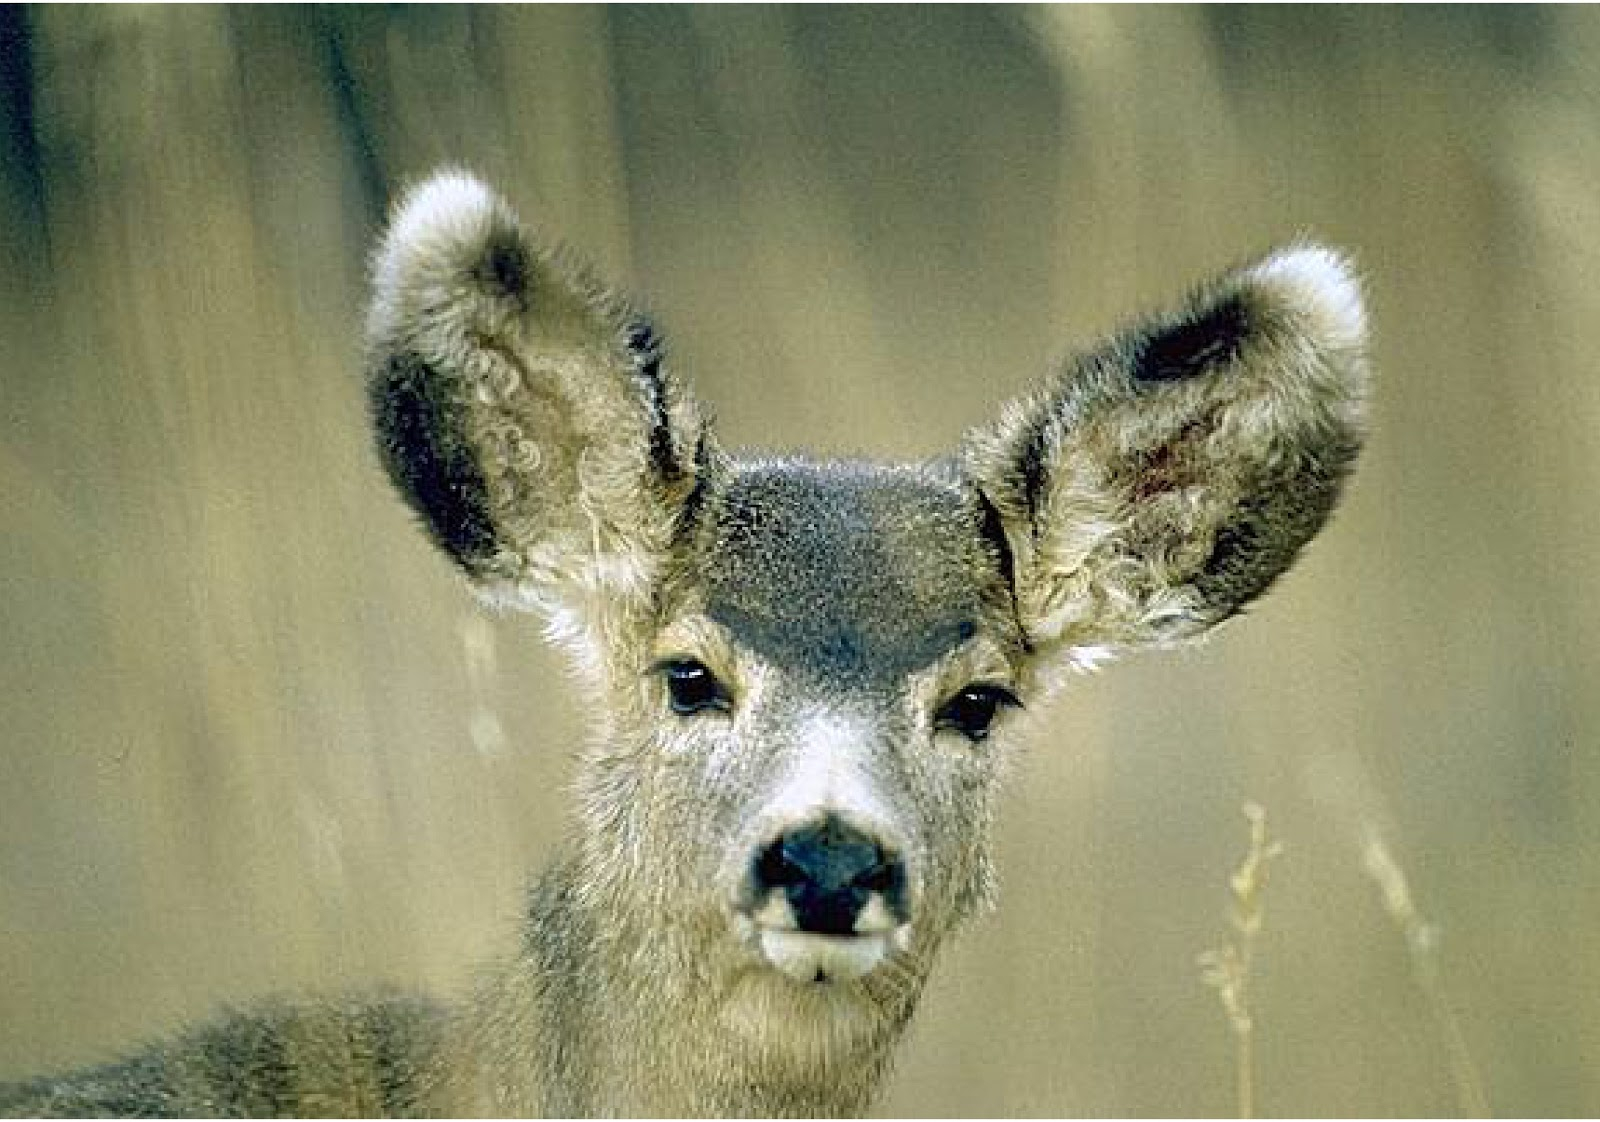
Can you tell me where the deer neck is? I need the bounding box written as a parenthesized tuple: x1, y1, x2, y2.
(455, 853, 913, 1117)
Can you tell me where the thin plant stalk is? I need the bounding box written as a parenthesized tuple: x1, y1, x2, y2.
(1200, 802, 1282, 1120)
(1362, 831, 1491, 1118)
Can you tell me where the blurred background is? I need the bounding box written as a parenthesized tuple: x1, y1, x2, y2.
(3, 6, 1598, 1116)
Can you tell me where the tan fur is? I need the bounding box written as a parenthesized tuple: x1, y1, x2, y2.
(3, 173, 1368, 1118)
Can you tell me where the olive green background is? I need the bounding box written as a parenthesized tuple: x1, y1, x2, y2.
(3, 6, 1598, 1115)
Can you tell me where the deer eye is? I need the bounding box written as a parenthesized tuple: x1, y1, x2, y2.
(656, 659, 732, 716)
(934, 684, 1020, 742)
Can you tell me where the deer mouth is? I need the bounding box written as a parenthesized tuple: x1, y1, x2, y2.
(740, 888, 912, 984)
(756, 929, 899, 984)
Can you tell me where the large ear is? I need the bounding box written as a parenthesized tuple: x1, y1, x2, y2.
(964, 246, 1369, 668)
(366, 171, 709, 618)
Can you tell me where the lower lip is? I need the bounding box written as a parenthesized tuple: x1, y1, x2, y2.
(757, 928, 891, 983)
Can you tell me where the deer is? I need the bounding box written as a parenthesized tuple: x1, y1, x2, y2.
(2, 170, 1368, 1118)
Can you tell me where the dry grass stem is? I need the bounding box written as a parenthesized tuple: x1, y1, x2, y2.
(1362, 831, 1491, 1119)
(1199, 802, 1282, 1120)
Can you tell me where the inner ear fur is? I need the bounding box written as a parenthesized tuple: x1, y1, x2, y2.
(366, 171, 709, 612)
(964, 245, 1369, 666)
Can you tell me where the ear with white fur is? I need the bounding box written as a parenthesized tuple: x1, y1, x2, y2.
(964, 246, 1369, 668)
(366, 171, 709, 616)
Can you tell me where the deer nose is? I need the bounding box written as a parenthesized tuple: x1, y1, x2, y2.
(753, 816, 907, 936)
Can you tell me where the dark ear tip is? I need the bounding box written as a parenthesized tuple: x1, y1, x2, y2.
(1236, 244, 1367, 351)
(1131, 244, 1367, 387)
(470, 229, 531, 302)
(1132, 293, 1252, 384)
(371, 170, 533, 324)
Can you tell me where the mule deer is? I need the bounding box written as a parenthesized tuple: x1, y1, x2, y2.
(3, 171, 1368, 1117)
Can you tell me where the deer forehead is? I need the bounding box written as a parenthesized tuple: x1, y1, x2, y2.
(692, 460, 1018, 686)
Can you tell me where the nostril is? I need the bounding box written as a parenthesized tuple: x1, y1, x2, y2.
(752, 817, 907, 935)
(853, 858, 898, 894)
(755, 838, 807, 889)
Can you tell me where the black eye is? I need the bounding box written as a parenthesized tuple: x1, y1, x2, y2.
(656, 659, 732, 716)
(934, 684, 1020, 742)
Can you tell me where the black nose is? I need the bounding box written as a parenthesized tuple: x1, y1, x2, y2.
(754, 815, 906, 935)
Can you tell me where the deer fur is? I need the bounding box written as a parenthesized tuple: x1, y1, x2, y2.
(2, 171, 1368, 1118)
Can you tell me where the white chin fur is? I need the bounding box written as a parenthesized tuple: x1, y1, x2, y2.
(759, 930, 890, 983)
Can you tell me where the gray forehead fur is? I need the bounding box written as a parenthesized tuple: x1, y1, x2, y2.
(697, 459, 1007, 684)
